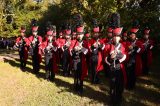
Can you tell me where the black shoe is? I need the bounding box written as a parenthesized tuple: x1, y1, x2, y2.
(74, 84, 79, 91)
(78, 86, 83, 94)
(20, 67, 25, 71)
(50, 77, 55, 82)
(34, 71, 39, 74)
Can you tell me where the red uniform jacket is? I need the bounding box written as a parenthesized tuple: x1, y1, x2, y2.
(57, 38, 66, 49)
(16, 36, 30, 61)
(28, 35, 43, 63)
(103, 38, 113, 60)
(121, 40, 129, 62)
(126, 39, 144, 76)
(106, 43, 127, 86)
(42, 37, 59, 73)
(139, 38, 154, 66)
(83, 39, 91, 62)
(89, 38, 104, 72)
(70, 39, 89, 80)
(56, 37, 66, 64)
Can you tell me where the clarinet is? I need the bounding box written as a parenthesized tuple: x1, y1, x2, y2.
(29, 36, 39, 55)
(45, 39, 53, 54)
(73, 41, 83, 59)
(113, 45, 118, 68)
(143, 39, 149, 50)
(31, 36, 38, 48)
(17, 37, 25, 51)
(128, 39, 137, 55)
(75, 41, 83, 52)
(91, 39, 100, 52)
(127, 40, 138, 67)
(63, 40, 71, 50)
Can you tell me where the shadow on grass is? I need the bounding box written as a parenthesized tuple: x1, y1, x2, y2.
(133, 84, 160, 104)
(1, 49, 160, 105)
(53, 77, 110, 105)
(3, 57, 46, 80)
(0, 49, 16, 54)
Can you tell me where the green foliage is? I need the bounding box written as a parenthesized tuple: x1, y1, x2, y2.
(0, 0, 159, 39)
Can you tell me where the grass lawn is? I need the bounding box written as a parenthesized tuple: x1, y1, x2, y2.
(0, 49, 159, 106)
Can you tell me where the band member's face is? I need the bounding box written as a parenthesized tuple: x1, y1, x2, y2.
(62, 34, 66, 38)
(123, 36, 127, 40)
(66, 35, 70, 40)
(107, 33, 112, 38)
(113, 36, 121, 44)
(85, 36, 89, 39)
(143, 34, 149, 39)
(52, 32, 56, 36)
(77, 34, 84, 40)
(32, 31, 38, 36)
(53, 36, 56, 40)
(72, 34, 76, 39)
(129, 33, 136, 41)
(93, 33, 99, 38)
(48, 35, 53, 39)
(21, 32, 25, 36)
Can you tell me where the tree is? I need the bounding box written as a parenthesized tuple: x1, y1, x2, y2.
(0, 0, 159, 39)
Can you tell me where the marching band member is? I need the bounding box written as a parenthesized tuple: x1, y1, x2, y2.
(43, 25, 58, 81)
(126, 26, 144, 89)
(90, 26, 104, 83)
(140, 27, 154, 75)
(62, 28, 72, 76)
(103, 27, 113, 77)
(70, 25, 88, 93)
(28, 23, 43, 74)
(105, 27, 126, 104)
(15, 26, 29, 70)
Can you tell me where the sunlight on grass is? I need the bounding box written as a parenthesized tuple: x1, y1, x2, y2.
(0, 50, 159, 105)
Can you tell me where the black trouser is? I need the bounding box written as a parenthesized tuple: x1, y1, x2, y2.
(32, 54, 40, 74)
(126, 63, 136, 89)
(142, 52, 149, 75)
(90, 55, 99, 83)
(57, 49, 63, 68)
(62, 49, 69, 76)
(73, 58, 83, 92)
(19, 50, 26, 69)
(104, 63, 110, 77)
(86, 54, 90, 72)
(45, 53, 55, 81)
(109, 68, 124, 104)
